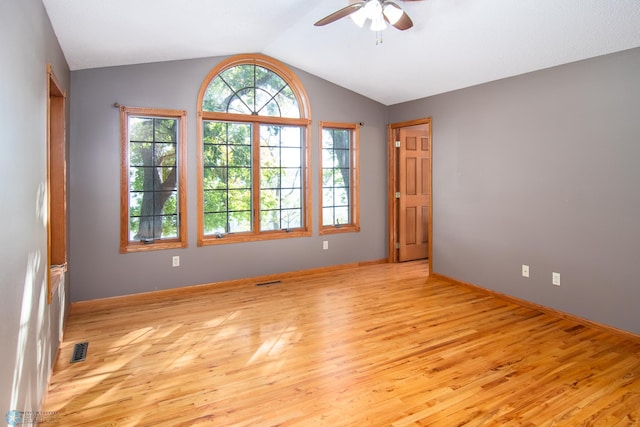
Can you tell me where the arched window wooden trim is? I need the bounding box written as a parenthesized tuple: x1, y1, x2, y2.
(196, 54, 312, 120)
(197, 54, 312, 246)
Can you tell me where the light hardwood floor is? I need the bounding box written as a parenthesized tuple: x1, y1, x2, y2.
(43, 262, 640, 426)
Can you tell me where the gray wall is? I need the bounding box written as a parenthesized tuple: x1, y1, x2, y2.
(69, 58, 388, 301)
(0, 0, 71, 418)
(390, 48, 640, 335)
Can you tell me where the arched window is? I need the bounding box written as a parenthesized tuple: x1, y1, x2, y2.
(197, 54, 312, 245)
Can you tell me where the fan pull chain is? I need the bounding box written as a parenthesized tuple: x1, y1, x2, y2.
(376, 30, 384, 45)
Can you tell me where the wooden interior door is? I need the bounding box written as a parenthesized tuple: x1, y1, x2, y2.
(398, 127, 430, 262)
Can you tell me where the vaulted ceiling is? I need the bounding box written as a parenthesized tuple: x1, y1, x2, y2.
(42, 0, 640, 105)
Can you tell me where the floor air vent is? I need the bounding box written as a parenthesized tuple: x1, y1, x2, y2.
(70, 342, 89, 363)
(256, 280, 282, 287)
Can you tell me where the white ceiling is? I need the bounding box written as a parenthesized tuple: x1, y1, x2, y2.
(42, 0, 640, 105)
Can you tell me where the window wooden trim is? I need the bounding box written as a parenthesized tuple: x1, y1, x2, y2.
(196, 54, 312, 120)
(197, 54, 312, 246)
(47, 64, 67, 303)
(318, 121, 360, 235)
(120, 106, 188, 253)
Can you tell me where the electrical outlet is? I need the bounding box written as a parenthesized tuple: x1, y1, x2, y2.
(522, 264, 529, 278)
(323, 241, 328, 250)
(552, 272, 560, 286)
(172, 256, 180, 267)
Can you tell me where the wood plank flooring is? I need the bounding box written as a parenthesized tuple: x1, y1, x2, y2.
(43, 262, 640, 426)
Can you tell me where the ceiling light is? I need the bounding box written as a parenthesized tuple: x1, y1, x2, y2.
(363, 0, 382, 20)
(370, 13, 387, 32)
(383, 3, 403, 25)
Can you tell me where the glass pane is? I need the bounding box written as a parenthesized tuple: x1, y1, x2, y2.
(227, 122, 252, 145)
(260, 189, 280, 211)
(280, 127, 302, 148)
(322, 169, 334, 187)
(203, 77, 234, 113)
(280, 148, 301, 167)
(335, 206, 350, 225)
(322, 188, 334, 206)
(281, 188, 301, 209)
(161, 215, 178, 238)
(322, 207, 334, 226)
(258, 99, 281, 117)
(204, 213, 227, 235)
(260, 146, 279, 166)
(203, 120, 228, 144)
(228, 167, 251, 189)
(274, 86, 300, 118)
(221, 64, 254, 93)
(129, 192, 143, 216)
(228, 96, 252, 115)
(203, 168, 228, 190)
(335, 168, 350, 187)
(129, 217, 140, 240)
(129, 117, 153, 142)
(129, 167, 150, 192)
(154, 167, 176, 191)
(132, 216, 161, 241)
(155, 143, 176, 167)
(130, 142, 152, 166)
(229, 211, 251, 233)
(237, 88, 255, 114)
(256, 66, 287, 95)
(334, 187, 350, 206)
(254, 88, 276, 116)
(332, 129, 350, 149)
(154, 119, 177, 142)
(203, 144, 227, 167)
(203, 190, 227, 213)
(161, 191, 178, 215)
(281, 168, 301, 188)
(322, 129, 333, 149)
(322, 148, 335, 168)
(228, 189, 251, 211)
(280, 209, 301, 229)
(260, 210, 279, 231)
(260, 127, 281, 148)
(260, 168, 280, 189)
(229, 145, 251, 167)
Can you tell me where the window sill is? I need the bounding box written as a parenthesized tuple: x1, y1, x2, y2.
(120, 240, 187, 254)
(198, 229, 311, 246)
(319, 225, 360, 236)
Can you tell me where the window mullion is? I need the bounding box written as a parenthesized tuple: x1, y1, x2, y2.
(252, 122, 261, 234)
(225, 123, 231, 233)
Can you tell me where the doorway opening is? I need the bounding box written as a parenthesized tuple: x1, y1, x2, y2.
(387, 118, 432, 271)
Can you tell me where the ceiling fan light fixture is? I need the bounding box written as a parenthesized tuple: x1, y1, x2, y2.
(370, 13, 387, 31)
(383, 3, 403, 25)
(350, 8, 367, 28)
(363, 0, 382, 20)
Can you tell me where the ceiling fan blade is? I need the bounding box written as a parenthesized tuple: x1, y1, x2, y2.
(390, 10, 413, 30)
(314, 3, 364, 26)
(383, 1, 414, 31)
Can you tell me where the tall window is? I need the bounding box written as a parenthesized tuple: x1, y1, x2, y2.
(197, 54, 311, 245)
(120, 107, 187, 253)
(319, 122, 360, 235)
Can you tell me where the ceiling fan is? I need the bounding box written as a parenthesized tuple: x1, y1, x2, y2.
(314, 0, 424, 32)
